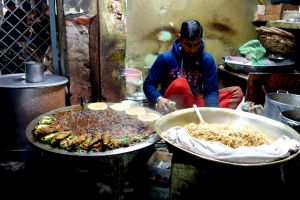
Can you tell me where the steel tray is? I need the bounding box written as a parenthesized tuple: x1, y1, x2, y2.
(223, 56, 295, 73)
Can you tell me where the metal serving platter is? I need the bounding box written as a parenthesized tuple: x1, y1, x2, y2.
(26, 104, 162, 157)
(155, 107, 300, 167)
(223, 56, 295, 73)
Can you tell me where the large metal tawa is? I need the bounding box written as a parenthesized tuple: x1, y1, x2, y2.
(224, 56, 295, 73)
(155, 107, 300, 166)
(26, 104, 161, 157)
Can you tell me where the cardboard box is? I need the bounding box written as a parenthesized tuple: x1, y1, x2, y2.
(146, 149, 173, 187)
(281, 3, 300, 20)
(282, 3, 299, 11)
(147, 185, 170, 200)
(271, 0, 300, 4)
(254, 4, 283, 21)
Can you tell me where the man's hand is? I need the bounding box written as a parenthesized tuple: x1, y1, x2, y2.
(156, 97, 177, 113)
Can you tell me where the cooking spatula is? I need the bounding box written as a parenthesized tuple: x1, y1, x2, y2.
(193, 104, 207, 124)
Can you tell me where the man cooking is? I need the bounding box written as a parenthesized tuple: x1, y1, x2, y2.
(143, 19, 243, 113)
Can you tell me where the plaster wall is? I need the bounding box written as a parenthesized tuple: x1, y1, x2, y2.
(64, 0, 260, 103)
(125, 0, 258, 73)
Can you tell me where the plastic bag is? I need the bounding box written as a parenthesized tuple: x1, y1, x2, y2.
(239, 40, 266, 61)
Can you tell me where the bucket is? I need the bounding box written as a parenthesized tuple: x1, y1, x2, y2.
(262, 90, 300, 121)
(25, 61, 45, 83)
(124, 68, 142, 83)
(124, 68, 143, 94)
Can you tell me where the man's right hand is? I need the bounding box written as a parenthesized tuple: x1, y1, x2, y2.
(155, 97, 177, 113)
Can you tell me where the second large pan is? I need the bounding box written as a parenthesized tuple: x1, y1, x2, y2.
(155, 107, 300, 167)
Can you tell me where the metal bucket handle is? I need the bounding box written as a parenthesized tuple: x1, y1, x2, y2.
(262, 85, 289, 95)
(276, 90, 289, 94)
(275, 90, 289, 113)
(262, 85, 289, 116)
(262, 85, 267, 96)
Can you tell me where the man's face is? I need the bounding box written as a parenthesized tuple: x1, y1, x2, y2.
(179, 37, 202, 58)
(8, 5, 15, 11)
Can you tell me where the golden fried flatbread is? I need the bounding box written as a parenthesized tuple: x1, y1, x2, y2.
(125, 106, 146, 116)
(87, 102, 108, 111)
(138, 112, 161, 122)
(109, 103, 130, 112)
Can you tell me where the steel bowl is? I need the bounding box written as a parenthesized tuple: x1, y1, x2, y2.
(280, 108, 300, 133)
(155, 107, 300, 166)
(26, 104, 162, 157)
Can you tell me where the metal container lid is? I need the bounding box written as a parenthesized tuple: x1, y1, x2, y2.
(0, 73, 68, 89)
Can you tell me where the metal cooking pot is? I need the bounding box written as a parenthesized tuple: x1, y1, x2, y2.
(262, 91, 300, 121)
(280, 108, 300, 133)
(0, 74, 68, 161)
(155, 107, 300, 167)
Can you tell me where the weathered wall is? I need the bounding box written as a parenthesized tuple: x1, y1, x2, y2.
(125, 0, 259, 75)
(65, 20, 92, 104)
(63, 0, 96, 104)
(64, 0, 126, 104)
(63, 1, 97, 104)
(98, 0, 127, 102)
(64, 0, 260, 104)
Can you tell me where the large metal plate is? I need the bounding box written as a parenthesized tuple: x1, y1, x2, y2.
(224, 56, 295, 73)
(155, 107, 300, 166)
(26, 104, 161, 157)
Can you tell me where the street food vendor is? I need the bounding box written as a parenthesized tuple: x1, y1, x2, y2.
(143, 19, 243, 113)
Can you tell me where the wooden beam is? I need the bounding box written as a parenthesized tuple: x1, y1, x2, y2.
(89, 12, 101, 102)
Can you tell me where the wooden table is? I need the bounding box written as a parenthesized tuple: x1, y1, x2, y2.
(217, 65, 249, 94)
(218, 65, 300, 105)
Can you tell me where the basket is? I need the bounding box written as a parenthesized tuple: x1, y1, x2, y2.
(258, 34, 296, 55)
(256, 26, 296, 55)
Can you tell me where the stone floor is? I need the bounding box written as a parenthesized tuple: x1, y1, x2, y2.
(1, 143, 300, 200)
(0, 148, 156, 200)
(169, 146, 300, 199)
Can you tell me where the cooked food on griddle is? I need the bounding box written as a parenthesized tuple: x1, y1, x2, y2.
(60, 134, 88, 151)
(76, 132, 103, 152)
(41, 132, 60, 144)
(33, 124, 60, 138)
(39, 115, 54, 125)
(31, 103, 158, 153)
(50, 130, 72, 146)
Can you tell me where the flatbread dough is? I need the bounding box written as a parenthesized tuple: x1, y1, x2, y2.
(87, 102, 108, 111)
(109, 103, 129, 111)
(125, 106, 146, 116)
(138, 112, 161, 122)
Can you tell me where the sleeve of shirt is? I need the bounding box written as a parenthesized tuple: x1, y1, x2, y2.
(202, 54, 219, 107)
(143, 54, 167, 103)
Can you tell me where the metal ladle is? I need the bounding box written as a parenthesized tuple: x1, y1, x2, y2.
(193, 104, 207, 124)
